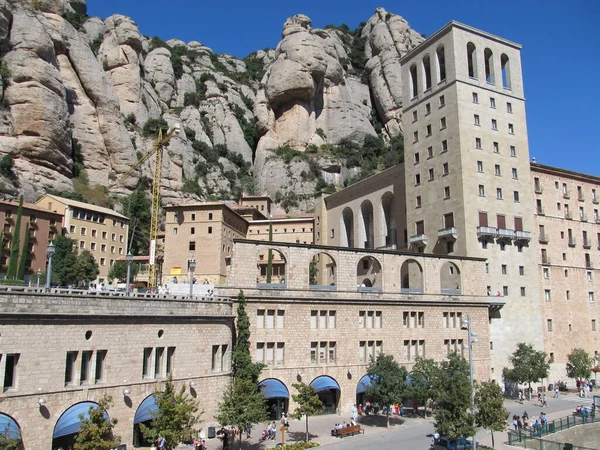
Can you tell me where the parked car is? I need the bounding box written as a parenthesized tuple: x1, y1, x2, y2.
(433, 437, 474, 450)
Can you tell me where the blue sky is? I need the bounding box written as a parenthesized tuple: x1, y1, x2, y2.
(87, 0, 600, 176)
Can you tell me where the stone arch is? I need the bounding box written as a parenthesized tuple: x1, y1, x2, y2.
(467, 42, 478, 78)
(400, 259, 424, 293)
(134, 394, 158, 447)
(436, 45, 446, 82)
(409, 63, 418, 98)
(52, 401, 105, 449)
(422, 54, 432, 91)
(484, 47, 495, 83)
(309, 375, 340, 414)
(501, 53, 511, 89)
(440, 261, 461, 294)
(257, 248, 287, 284)
(359, 200, 374, 249)
(356, 255, 382, 289)
(341, 207, 354, 247)
(259, 378, 290, 420)
(380, 192, 396, 248)
(309, 251, 337, 288)
(0, 412, 23, 446)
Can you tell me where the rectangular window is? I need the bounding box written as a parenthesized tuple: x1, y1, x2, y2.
(415, 174, 421, 185)
(328, 311, 336, 329)
(496, 188, 503, 200)
(425, 103, 431, 115)
(166, 347, 175, 375)
(495, 164, 501, 176)
(520, 287, 526, 296)
(441, 140, 448, 152)
(593, 319, 597, 331)
(512, 168, 518, 179)
(472, 92, 479, 103)
(208, 227, 212, 234)
(474, 114, 480, 126)
(256, 310, 265, 328)
(491, 119, 498, 130)
(442, 163, 449, 175)
(3, 354, 19, 392)
(475, 137, 481, 149)
(439, 95, 445, 107)
(547, 319, 553, 332)
(65, 351, 78, 386)
(507, 102, 513, 113)
(444, 186, 450, 199)
(143, 347, 153, 378)
(416, 196, 422, 208)
(266, 342, 275, 364)
(358, 341, 366, 362)
(440, 117, 447, 129)
(414, 153, 420, 164)
(493, 141, 499, 153)
(413, 131, 419, 142)
(189, 241, 196, 251)
(590, 292, 595, 303)
(80, 351, 92, 384)
(154, 347, 164, 378)
(510, 145, 516, 157)
(477, 161, 483, 172)
(479, 185, 485, 197)
(95, 350, 107, 383)
(519, 266, 525, 276)
(490, 97, 496, 108)
(503, 286, 509, 296)
(426, 124, 432, 136)
(277, 310, 285, 329)
(412, 110, 418, 122)
(276, 343, 285, 364)
(427, 146, 433, 158)
(428, 168, 434, 181)
(256, 343, 264, 363)
(508, 123, 514, 134)
(544, 289, 551, 302)
(266, 310, 275, 329)
(514, 191, 520, 202)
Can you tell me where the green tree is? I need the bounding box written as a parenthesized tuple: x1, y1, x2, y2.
(504, 343, 550, 401)
(290, 382, 323, 442)
(566, 348, 593, 380)
(308, 259, 318, 285)
(140, 375, 201, 448)
(52, 235, 80, 286)
(107, 260, 139, 283)
(364, 353, 409, 427)
(232, 290, 265, 383)
(6, 195, 23, 279)
(74, 396, 120, 450)
(475, 382, 508, 448)
(411, 357, 443, 418)
(0, 154, 14, 177)
(0, 426, 23, 450)
(16, 221, 30, 280)
(434, 353, 475, 439)
(121, 189, 152, 255)
(76, 250, 100, 285)
(216, 377, 268, 450)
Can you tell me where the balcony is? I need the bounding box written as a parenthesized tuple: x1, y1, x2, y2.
(583, 238, 592, 249)
(536, 207, 545, 216)
(565, 211, 573, 220)
(514, 231, 532, 243)
(496, 228, 515, 241)
(586, 261, 594, 270)
(438, 227, 458, 240)
(534, 185, 543, 194)
(477, 226, 497, 239)
(568, 237, 576, 248)
(563, 191, 570, 199)
(538, 233, 549, 244)
(580, 213, 588, 222)
(593, 198, 599, 205)
(542, 255, 551, 265)
(578, 194, 585, 202)
(409, 234, 428, 247)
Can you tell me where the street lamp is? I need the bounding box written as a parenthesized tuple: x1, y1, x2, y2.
(36, 268, 42, 288)
(188, 258, 196, 298)
(45, 241, 55, 292)
(126, 251, 134, 296)
(462, 314, 479, 450)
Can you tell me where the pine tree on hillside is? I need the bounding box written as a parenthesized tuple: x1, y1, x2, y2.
(16, 221, 30, 280)
(6, 195, 22, 279)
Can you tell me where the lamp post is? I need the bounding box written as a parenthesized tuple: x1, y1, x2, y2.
(188, 258, 196, 298)
(36, 268, 42, 288)
(45, 241, 55, 292)
(126, 251, 134, 296)
(462, 314, 479, 449)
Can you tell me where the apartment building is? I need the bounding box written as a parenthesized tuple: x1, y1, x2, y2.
(0, 199, 63, 276)
(399, 21, 542, 381)
(531, 163, 600, 379)
(36, 194, 130, 284)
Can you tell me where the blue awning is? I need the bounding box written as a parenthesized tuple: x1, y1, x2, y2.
(310, 376, 340, 393)
(134, 395, 158, 424)
(0, 413, 21, 439)
(258, 379, 289, 399)
(53, 402, 107, 438)
(356, 374, 373, 394)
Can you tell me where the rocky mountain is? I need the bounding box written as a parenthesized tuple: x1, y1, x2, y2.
(0, 0, 423, 214)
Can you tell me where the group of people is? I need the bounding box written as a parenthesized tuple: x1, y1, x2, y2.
(512, 411, 548, 435)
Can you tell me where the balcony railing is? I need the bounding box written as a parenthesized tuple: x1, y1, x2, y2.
(568, 237, 576, 247)
(536, 207, 545, 215)
(514, 231, 532, 242)
(586, 261, 594, 269)
(534, 185, 543, 194)
(565, 211, 573, 220)
(542, 255, 551, 265)
(583, 238, 592, 249)
(496, 228, 515, 240)
(438, 227, 458, 240)
(409, 234, 428, 246)
(538, 233, 549, 244)
(476, 226, 497, 239)
(563, 191, 570, 199)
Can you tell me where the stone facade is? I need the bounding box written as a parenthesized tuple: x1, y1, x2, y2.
(0, 289, 233, 449)
(0, 199, 63, 275)
(399, 22, 543, 382)
(531, 163, 600, 380)
(35, 194, 130, 284)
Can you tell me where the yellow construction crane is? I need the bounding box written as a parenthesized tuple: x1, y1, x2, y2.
(117, 124, 180, 289)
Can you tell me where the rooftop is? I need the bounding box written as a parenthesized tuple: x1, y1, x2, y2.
(39, 194, 129, 220)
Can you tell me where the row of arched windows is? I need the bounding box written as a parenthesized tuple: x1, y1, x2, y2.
(410, 45, 446, 98)
(467, 42, 511, 89)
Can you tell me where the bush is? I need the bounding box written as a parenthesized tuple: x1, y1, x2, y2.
(89, 36, 102, 56)
(0, 154, 14, 177)
(149, 36, 169, 51)
(315, 128, 326, 140)
(183, 92, 201, 108)
(142, 117, 169, 137)
(184, 127, 196, 141)
(63, 11, 88, 30)
(181, 178, 202, 196)
(124, 113, 136, 126)
(0, 278, 25, 286)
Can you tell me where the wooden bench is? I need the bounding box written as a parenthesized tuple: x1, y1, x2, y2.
(333, 425, 364, 438)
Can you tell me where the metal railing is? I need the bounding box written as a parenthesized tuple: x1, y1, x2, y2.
(507, 411, 598, 449)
